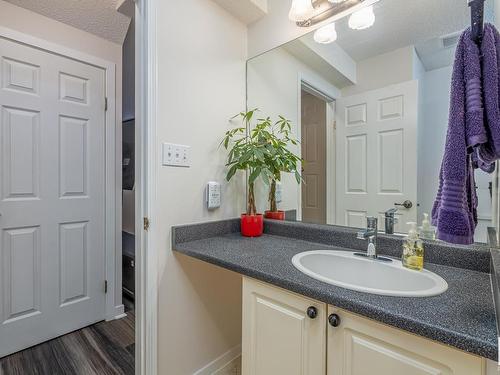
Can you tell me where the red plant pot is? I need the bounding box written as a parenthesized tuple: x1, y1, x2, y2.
(241, 214, 264, 237)
(264, 210, 285, 221)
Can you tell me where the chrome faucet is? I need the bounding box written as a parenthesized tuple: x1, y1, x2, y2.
(357, 217, 378, 257)
(384, 208, 398, 235)
(356, 217, 392, 262)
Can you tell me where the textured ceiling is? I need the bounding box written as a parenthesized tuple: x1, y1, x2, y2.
(4, 0, 131, 44)
(321, 0, 495, 62)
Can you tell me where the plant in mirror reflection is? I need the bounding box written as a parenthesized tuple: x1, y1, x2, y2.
(221, 109, 302, 216)
(262, 115, 302, 213)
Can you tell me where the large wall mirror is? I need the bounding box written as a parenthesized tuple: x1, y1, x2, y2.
(247, 0, 496, 243)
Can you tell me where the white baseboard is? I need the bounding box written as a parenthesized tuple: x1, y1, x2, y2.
(106, 304, 126, 321)
(193, 345, 242, 375)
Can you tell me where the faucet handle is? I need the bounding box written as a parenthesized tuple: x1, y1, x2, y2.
(385, 208, 398, 217)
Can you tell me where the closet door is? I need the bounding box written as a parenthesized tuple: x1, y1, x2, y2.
(0, 36, 106, 357)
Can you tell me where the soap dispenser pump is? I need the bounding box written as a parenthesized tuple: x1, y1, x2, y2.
(402, 222, 424, 271)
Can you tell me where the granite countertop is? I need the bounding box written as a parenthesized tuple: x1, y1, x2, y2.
(173, 220, 498, 361)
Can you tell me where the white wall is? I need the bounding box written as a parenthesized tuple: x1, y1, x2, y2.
(248, 0, 314, 58)
(418, 66, 452, 218)
(0, 0, 125, 318)
(341, 46, 416, 97)
(156, 0, 247, 373)
(298, 34, 357, 84)
(247, 47, 340, 214)
(123, 16, 135, 121)
(496, 0, 500, 27)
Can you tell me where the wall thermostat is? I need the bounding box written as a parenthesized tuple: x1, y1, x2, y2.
(206, 182, 221, 210)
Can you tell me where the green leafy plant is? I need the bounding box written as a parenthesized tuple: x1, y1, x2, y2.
(221, 109, 273, 216)
(261, 116, 302, 212)
(222, 109, 302, 216)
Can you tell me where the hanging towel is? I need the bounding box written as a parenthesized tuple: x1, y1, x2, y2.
(476, 24, 500, 168)
(432, 28, 484, 245)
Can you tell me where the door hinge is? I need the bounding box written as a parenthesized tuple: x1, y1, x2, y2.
(144, 217, 150, 231)
(104, 280, 108, 294)
(105, 97, 108, 111)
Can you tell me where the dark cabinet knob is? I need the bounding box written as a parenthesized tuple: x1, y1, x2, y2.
(328, 313, 341, 327)
(307, 306, 318, 319)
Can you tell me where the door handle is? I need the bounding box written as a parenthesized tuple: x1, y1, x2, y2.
(394, 200, 413, 209)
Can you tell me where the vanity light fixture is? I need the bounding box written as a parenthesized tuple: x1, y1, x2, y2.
(314, 22, 338, 44)
(348, 5, 375, 29)
(288, 0, 316, 22)
(292, 0, 379, 28)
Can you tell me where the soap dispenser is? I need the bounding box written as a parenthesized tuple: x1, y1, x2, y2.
(402, 222, 424, 271)
(419, 213, 436, 240)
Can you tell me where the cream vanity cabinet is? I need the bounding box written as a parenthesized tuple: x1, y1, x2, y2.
(242, 276, 327, 375)
(242, 277, 485, 375)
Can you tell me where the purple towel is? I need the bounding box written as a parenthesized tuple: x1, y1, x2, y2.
(432, 28, 483, 245)
(476, 24, 500, 167)
(432, 24, 500, 245)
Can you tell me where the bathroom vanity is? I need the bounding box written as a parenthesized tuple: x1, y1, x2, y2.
(173, 219, 498, 374)
(242, 277, 483, 375)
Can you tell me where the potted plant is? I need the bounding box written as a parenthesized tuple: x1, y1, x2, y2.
(261, 116, 302, 220)
(222, 109, 272, 237)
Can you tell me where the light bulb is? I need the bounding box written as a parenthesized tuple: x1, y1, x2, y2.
(288, 0, 315, 22)
(348, 5, 375, 30)
(314, 22, 337, 44)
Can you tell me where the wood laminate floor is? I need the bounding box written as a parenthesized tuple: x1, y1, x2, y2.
(0, 310, 135, 375)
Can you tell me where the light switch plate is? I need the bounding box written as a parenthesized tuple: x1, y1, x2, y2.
(162, 142, 190, 167)
(206, 181, 221, 209)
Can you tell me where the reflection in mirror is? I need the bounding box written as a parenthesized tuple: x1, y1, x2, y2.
(247, 0, 496, 243)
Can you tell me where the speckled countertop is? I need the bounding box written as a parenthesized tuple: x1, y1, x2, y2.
(172, 219, 498, 361)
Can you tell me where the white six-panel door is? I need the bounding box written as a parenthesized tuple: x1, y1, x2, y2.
(0, 37, 106, 357)
(336, 81, 418, 232)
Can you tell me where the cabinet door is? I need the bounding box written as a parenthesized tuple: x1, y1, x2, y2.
(242, 277, 326, 375)
(327, 306, 484, 375)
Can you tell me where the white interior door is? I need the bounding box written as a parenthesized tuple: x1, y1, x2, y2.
(336, 81, 418, 232)
(0, 36, 106, 357)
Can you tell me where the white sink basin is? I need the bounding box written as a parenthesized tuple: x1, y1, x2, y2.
(292, 250, 448, 297)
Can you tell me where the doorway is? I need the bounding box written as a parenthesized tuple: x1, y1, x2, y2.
(121, 7, 136, 316)
(0, 0, 144, 372)
(300, 85, 335, 225)
(301, 90, 327, 224)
